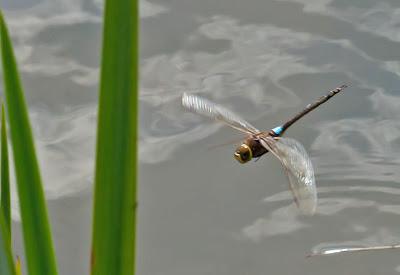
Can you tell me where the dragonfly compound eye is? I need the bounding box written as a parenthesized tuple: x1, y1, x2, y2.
(234, 144, 253, 163)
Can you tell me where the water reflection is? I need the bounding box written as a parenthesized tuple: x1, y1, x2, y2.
(312, 91, 400, 182)
(140, 16, 346, 164)
(10, 106, 97, 220)
(242, 206, 308, 241)
(277, 0, 400, 43)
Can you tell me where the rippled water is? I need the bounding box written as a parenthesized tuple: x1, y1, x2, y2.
(4, 0, 400, 274)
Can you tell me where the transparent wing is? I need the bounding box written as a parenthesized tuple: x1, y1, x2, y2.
(260, 137, 317, 215)
(182, 93, 260, 135)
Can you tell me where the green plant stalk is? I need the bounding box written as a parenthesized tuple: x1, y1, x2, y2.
(1, 104, 11, 235)
(91, 0, 138, 274)
(0, 12, 58, 275)
(0, 211, 15, 275)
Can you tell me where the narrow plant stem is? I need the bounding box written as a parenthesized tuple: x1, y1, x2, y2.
(1, 104, 11, 235)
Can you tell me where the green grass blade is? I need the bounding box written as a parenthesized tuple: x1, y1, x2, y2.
(91, 0, 138, 274)
(0, 12, 58, 275)
(0, 211, 15, 275)
(1, 104, 11, 235)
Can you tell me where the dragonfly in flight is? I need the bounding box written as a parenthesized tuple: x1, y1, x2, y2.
(182, 84, 347, 215)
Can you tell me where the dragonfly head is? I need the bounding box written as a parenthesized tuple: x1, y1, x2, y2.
(234, 143, 253, 164)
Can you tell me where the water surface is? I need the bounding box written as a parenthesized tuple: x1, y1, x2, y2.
(3, 0, 400, 274)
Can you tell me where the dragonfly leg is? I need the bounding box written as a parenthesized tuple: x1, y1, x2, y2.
(254, 156, 262, 162)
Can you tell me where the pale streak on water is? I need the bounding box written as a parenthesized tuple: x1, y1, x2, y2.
(3, 0, 400, 274)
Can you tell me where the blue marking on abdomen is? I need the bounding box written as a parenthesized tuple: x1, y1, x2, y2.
(271, 125, 283, 135)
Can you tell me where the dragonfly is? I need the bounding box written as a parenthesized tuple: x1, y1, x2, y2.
(182, 84, 347, 215)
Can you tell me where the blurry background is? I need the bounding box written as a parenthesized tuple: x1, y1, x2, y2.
(3, 0, 400, 274)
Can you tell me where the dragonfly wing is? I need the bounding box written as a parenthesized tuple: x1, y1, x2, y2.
(260, 137, 317, 215)
(182, 93, 260, 135)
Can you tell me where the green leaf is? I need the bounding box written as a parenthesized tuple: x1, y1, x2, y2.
(0, 11, 58, 275)
(1, 104, 11, 235)
(0, 211, 15, 275)
(91, 0, 138, 274)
